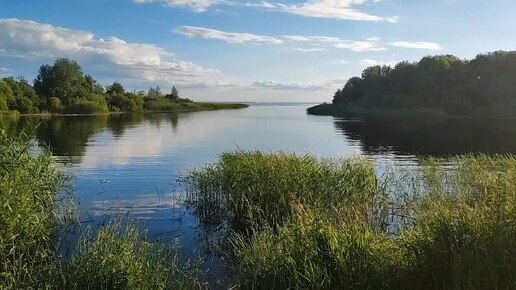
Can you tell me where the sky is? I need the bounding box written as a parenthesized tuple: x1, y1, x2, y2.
(1, 0, 515, 102)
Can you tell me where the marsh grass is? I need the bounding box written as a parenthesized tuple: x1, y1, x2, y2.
(185, 151, 381, 233)
(0, 131, 70, 288)
(0, 132, 205, 289)
(186, 151, 516, 289)
(64, 220, 204, 290)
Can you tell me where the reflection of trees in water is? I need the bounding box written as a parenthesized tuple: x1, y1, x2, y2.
(0, 113, 181, 162)
(334, 117, 516, 156)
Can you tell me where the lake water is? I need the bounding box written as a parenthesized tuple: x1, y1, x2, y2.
(1, 103, 515, 281)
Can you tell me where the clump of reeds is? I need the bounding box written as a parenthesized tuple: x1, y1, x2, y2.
(0, 131, 68, 288)
(63, 219, 204, 290)
(185, 150, 380, 232)
(186, 152, 516, 289)
(0, 132, 205, 289)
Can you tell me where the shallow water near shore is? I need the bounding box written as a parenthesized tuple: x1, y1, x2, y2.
(1, 103, 515, 284)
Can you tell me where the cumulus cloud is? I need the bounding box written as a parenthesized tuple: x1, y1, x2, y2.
(175, 26, 283, 44)
(134, 0, 222, 12)
(389, 41, 442, 50)
(0, 18, 235, 88)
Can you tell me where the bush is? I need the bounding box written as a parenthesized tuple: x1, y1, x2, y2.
(66, 99, 109, 114)
(49, 97, 64, 113)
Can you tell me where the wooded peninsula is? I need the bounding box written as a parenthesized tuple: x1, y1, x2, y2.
(308, 51, 516, 118)
(0, 58, 247, 115)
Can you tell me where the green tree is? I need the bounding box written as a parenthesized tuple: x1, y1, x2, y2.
(34, 58, 90, 106)
(169, 86, 179, 100)
(0, 79, 14, 111)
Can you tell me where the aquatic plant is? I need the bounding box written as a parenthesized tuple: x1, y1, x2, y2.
(187, 152, 516, 289)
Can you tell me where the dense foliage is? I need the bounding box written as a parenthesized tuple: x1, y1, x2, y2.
(1, 58, 245, 115)
(187, 152, 516, 289)
(308, 51, 516, 117)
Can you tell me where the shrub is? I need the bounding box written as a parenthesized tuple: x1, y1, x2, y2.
(49, 97, 64, 113)
(66, 99, 109, 114)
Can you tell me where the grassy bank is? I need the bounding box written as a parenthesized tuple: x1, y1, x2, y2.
(0, 133, 203, 289)
(186, 151, 516, 289)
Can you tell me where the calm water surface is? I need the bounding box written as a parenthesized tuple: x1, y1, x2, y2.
(1, 103, 515, 281)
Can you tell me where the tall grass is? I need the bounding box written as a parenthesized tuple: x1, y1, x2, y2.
(64, 220, 203, 290)
(0, 132, 204, 289)
(0, 131, 68, 288)
(186, 151, 380, 233)
(186, 152, 516, 289)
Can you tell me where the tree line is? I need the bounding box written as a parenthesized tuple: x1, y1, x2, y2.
(0, 58, 191, 114)
(309, 51, 516, 117)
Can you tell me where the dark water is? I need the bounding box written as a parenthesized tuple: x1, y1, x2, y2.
(1, 104, 515, 281)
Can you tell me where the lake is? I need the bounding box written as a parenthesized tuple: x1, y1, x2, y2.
(1, 103, 515, 281)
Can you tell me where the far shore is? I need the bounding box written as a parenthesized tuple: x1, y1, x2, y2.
(0, 103, 249, 117)
(306, 103, 516, 119)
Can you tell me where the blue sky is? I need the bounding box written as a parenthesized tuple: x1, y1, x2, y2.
(1, 0, 515, 102)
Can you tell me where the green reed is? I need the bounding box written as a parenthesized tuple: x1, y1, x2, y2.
(186, 152, 516, 289)
(0, 131, 69, 289)
(0, 132, 204, 289)
(63, 220, 203, 290)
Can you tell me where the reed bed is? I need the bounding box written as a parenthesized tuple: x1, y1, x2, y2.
(0, 131, 67, 288)
(186, 151, 516, 289)
(63, 220, 203, 290)
(0, 133, 204, 289)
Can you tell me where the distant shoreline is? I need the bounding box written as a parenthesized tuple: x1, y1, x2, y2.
(306, 103, 516, 119)
(1, 103, 249, 117)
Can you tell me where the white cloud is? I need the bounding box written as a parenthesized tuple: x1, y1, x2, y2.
(282, 35, 342, 43)
(254, 0, 397, 22)
(0, 66, 12, 77)
(0, 18, 235, 88)
(134, 0, 222, 12)
(285, 47, 326, 52)
(335, 40, 386, 52)
(174, 26, 387, 52)
(175, 26, 283, 44)
(136, 0, 397, 22)
(250, 80, 325, 91)
(389, 41, 442, 50)
(174, 26, 443, 54)
(283, 34, 386, 52)
(361, 59, 396, 66)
